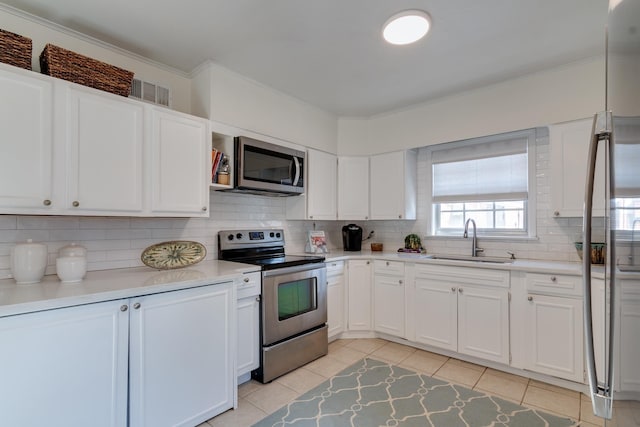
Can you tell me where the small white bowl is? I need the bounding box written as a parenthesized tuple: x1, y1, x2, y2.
(56, 257, 87, 283)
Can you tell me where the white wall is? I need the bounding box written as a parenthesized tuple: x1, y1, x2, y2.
(191, 62, 338, 153)
(0, 5, 193, 113)
(338, 57, 605, 155)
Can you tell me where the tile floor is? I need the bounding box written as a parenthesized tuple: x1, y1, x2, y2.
(200, 338, 636, 427)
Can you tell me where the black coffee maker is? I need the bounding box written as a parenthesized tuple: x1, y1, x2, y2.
(342, 224, 363, 251)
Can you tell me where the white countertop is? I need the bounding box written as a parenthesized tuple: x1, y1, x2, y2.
(321, 250, 587, 275)
(0, 260, 260, 317)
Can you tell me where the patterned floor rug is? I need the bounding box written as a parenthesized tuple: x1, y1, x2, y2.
(253, 358, 577, 427)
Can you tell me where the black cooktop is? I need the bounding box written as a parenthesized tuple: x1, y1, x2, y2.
(245, 254, 325, 271)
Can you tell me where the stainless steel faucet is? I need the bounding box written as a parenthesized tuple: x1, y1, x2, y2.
(463, 218, 484, 257)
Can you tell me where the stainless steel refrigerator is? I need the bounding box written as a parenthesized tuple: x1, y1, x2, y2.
(583, 0, 640, 424)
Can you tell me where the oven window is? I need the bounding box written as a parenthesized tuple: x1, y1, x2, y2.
(278, 277, 317, 321)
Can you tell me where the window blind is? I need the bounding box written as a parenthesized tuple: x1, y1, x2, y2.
(431, 132, 530, 203)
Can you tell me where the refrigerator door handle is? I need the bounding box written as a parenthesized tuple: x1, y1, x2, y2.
(583, 110, 615, 420)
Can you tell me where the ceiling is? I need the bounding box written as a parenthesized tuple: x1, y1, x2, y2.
(2, 0, 608, 117)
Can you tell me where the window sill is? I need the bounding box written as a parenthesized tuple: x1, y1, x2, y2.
(425, 235, 540, 242)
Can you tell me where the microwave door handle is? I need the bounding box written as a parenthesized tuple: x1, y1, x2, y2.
(292, 156, 301, 186)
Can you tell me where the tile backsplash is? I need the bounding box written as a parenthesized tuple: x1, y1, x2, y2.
(0, 132, 598, 279)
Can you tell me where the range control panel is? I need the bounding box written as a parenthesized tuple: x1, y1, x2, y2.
(218, 229, 284, 250)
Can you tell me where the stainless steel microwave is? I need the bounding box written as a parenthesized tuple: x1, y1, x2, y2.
(233, 136, 305, 196)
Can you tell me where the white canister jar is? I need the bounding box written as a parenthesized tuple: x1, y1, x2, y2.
(58, 243, 87, 259)
(10, 239, 48, 284)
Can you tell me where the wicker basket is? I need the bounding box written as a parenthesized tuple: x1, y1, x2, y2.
(0, 29, 32, 70)
(39, 44, 134, 97)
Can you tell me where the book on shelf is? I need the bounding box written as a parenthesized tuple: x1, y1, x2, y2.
(211, 149, 225, 183)
(307, 230, 328, 254)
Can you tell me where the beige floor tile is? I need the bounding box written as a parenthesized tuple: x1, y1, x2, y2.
(207, 398, 268, 427)
(238, 379, 263, 398)
(474, 370, 528, 404)
(433, 359, 485, 388)
(244, 381, 299, 414)
(276, 366, 327, 394)
(305, 354, 351, 378)
(529, 379, 581, 399)
(370, 341, 416, 364)
(345, 338, 387, 354)
(579, 393, 605, 426)
(444, 357, 486, 372)
(523, 384, 580, 419)
(328, 345, 368, 365)
(398, 349, 449, 375)
(483, 367, 529, 384)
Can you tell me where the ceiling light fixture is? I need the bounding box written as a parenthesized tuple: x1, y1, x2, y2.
(383, 10, 431, 45)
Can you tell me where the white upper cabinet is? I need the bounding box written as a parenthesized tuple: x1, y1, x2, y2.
(338, 156, 370, 220)
(370, 150, 417, 220)
(66, 86, 145, 214)
(0, 65, 54, 212)
(150, 108, 210, 216)
(306, 149, 337, 220)
(288, 148, 337, 220)
(0, 64, 209, 217)
(549, 118, 606, 217)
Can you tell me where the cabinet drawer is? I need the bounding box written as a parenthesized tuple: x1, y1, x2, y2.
(526, 273, 582, 297)
(374, 260, 405, 276)
(326, 260, 345, 277)
(237, 272, 261, 299)
(415, 264, 509, 288)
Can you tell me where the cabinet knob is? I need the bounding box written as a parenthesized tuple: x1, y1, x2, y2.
(458, 288, 463, 293)
(399, 280, 403, 285)
(43, 199, 52, 206)
(133, 302, 141, 310)
(366, 261, 370, 265)
(309, 215, 313, 219)
(386, 261, 390, 266)
(553, 211, 560, 217)
(120, 305, 128, 312)
(527, 296, 533, 301)
(244, 277, 250, 283)
(365, 216, 369, 220)
(256, 296, 261, 302)
(550, 276, 557, 282)
(451, 287, 457, 292)
(398, 214, 402, 219)
(202, 206, 207, 212)
(72, 201, 80, 207)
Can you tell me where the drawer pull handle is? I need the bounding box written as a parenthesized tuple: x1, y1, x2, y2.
(550, 276, 557, 282)
(43, 199, 52, 206)
(120, 305, 128, 312)
(528, 296, 533, 301)
(244, 277, 250, 283)
(133, 303, 141, 309)
(72, 201, 79, 207)
(451, 287, 456, 292)
(458, 288, 463, 294)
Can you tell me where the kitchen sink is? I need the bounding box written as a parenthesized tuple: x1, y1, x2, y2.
(427, 254, 514, 264)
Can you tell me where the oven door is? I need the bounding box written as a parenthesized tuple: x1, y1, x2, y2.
(261, 263, 327, 346)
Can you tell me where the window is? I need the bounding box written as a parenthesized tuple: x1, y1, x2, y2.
(613, 118, 640, 234)
(429, 129, 536, 236)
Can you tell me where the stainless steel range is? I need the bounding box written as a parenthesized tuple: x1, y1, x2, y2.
(218, 229, 327, 383)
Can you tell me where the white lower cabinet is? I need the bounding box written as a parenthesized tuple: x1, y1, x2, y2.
(0, 299, 129, 427)
(620, 278, 640, 392)
(129, 283, 235, 427)
(524, 293, 583, 382)
(0, 282, 235, 427)
(373, 260, 405, 338)
(347, 259, 372, 330)
(237, 272, 261, 378)
(327, 261, 346, 338)
(412, 265, 510, 364)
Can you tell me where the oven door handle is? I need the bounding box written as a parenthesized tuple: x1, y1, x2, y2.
(262, 263, 325, 277)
